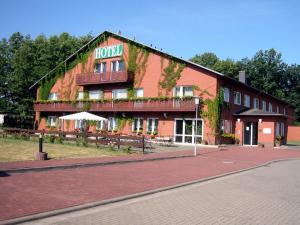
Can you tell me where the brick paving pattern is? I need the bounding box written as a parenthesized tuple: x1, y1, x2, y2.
(24, 160, 300, 225)
(1, 147, 300, 221)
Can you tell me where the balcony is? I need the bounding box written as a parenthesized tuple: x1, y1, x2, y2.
(34, 99, 196, 112)
(76, 71, 130, 85)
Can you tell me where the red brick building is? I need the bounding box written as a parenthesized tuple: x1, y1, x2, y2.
(32, 31, 295, 147)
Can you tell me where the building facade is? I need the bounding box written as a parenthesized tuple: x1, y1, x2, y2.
(32, 31, 295, 147)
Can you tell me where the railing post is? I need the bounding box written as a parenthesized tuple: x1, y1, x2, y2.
(142, 135, 145, 154)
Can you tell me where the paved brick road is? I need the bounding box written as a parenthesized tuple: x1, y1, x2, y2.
(24, 160, 300, 225)
(1, 147, 300, 222)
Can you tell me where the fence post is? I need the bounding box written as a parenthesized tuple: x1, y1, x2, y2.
(117, 134, 120, 150)
(142, 135, 145, 154)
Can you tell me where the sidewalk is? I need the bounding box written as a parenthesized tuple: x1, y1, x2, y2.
(1, 147, 300, 222)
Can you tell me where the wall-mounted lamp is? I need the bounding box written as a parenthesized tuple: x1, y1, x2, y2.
(259, 119, 262, 124)
(122, 113, 126, 117)
(163, 113, 167, 119)
(237, 118, 241, 123)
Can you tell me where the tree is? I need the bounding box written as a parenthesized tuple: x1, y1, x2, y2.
(190, 52, 219, 69)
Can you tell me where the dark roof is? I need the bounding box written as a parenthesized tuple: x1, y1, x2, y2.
(233, 108, 286, 117)
(29, 31, 292, 107)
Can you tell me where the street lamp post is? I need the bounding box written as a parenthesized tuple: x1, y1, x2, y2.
(194, 96, 200, 156)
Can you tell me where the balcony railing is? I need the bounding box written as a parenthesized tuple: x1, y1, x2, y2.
(76, 71, 130, 85)
(34, 99, 196, 112)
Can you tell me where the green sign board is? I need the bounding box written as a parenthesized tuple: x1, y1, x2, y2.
(95, 44, 123, 59)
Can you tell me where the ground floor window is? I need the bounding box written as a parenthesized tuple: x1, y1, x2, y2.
(75, 120, 85, 130)
(220, 120, 232, 134)
(47, 116, 57, 127)
(96, 120, 104, 130)
(108, 117, 118, 131)
(276, 122, 285, 137)
(147, 118, 158, 134)
(174, 118, 203, 144)
(132, 118, 143, 133)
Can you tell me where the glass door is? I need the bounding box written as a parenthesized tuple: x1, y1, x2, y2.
(243, 122, 258, 145)
(174, 119, 203, 144)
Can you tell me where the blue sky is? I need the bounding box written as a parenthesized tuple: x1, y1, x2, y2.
(1, 0, 300, 64)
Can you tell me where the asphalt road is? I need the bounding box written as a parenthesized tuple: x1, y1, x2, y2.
(23, 159, 300, 225)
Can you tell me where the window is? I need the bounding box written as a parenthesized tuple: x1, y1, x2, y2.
(262, 101, 267, 111)
(89, 90, 102, 100)
(77, 91, 84, 100)
(96, 120, 104, 130)
(173, 86, 193, 97)
(280, 122, 285, 136)
(75, 120, 85, 130)
(108, 117, 117, 131)
(48, 92, 58, 100)
(269, 103, 273, 112)
(94, 62, 106, 73)
(47, 116, 57, 127)
(112, 89, 128, 99)
(147, 118, 158, 134)
(244, 94, 250, 108)
(276, 122, 285, 137)
(220, 120, 232, 134)
(135, 88, 144, 98)
(132, 118, 143, 132)
(277, 106, 280, 113)
(234, 92, 241, 105)
(111, 60, 124, 72)
(283, 107, 287, 115)
(223, 87, 230, 102)
(253, 98, 259, 109)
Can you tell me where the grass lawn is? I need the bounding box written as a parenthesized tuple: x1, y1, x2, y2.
(287, 141, 300, 146)
(0, 137, 136, 163)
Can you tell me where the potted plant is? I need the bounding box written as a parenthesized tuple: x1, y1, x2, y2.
(151, 131, 158, 139)
(275, 135, 282, 147)
(235, 138, 240, 145)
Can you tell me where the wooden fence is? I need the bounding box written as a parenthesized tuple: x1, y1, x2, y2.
(2, 128, 145, 152)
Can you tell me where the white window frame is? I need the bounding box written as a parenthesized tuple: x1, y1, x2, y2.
(173, 86, 194, 98)
(234, 91, 241, 105)
(89, 90, 102, 100)
(77, 91, 84, 100)
(244, 94, 250, 108)
(174, 118, 204, 145)
(262, 100, 267, 112)
(147, 118, 159, 134)
(220, 119, 232, 134)
(280, 122, 285, 136)
(132, 117, 143, 132)
(94, 62, 106, 73)
(47, 116, 57, 127)
(253, 98, 259, 109)
(48, 92, 58, 100)
(223, 87, 230, 103)
(112, 89, 128, 99)
(96, 120, 104, 130)
(75, 120, 85, 130)
(135, 88, 144, 98)
(268, 103, 273, 112)
(111, 60, 124, 72)
(108, 117, 117, 131)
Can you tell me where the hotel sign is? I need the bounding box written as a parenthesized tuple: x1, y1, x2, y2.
(95, 44, 123, 59)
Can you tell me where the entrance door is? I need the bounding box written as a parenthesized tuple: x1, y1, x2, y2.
(243, 122, 258, 145)
(174, 119, 203, 144)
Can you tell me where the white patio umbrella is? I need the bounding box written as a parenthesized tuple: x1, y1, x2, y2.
(59, 112, 107, 131)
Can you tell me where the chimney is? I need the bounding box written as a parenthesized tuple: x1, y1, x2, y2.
(239, 70, 246, 84)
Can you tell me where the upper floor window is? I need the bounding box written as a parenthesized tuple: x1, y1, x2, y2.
(277, 106, 280, 113)
(89, 90, 103, 100)
(234, 91, 241, 105)
(223, 87, 230, 102)
(244, 94, 250, 108)
(253, 98, 259, 109)
(283, 107, 287, 115)
(173, 86, 193, 97)
(112, 89, 128, 99)
(262, 100, 267, 111)
(135, 88, 144, 98)
(77, 91, 84, 100)
(111, 60, 124, 72)
(48, 92, 58, 100)
(269, 103, 273, 112)
(94, 62, 106, 73)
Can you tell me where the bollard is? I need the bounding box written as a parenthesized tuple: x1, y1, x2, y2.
(35, 133, 48, 160)
(39, 133, 43, 153)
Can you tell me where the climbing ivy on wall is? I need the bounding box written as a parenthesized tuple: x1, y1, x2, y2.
(159, 59, 185, 93)
(201, 88, 224, 138)
(38, 34, 108, 100)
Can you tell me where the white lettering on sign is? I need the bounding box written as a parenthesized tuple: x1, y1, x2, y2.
(95, 44, 123, 59)
(263, 128, 272, 134)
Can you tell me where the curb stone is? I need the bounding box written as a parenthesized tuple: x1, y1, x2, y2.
(1, 157, 299, 225)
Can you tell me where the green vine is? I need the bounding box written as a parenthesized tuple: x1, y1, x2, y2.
(201, 89, 224, 138)
(159, 60, 185, 92)
(81, 91, 90, 111)
(116, 116, 133, 132)
(38, 34, 107, 100)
